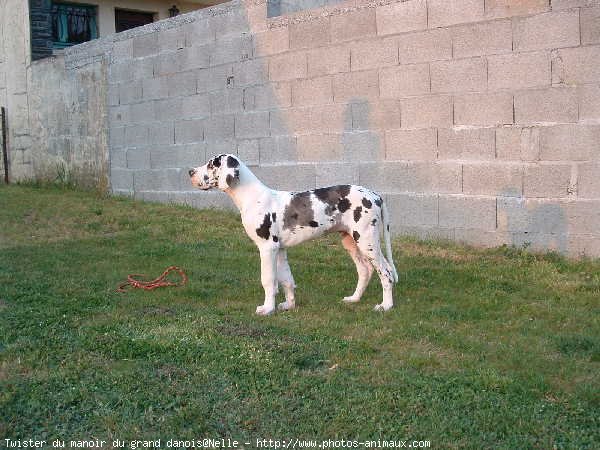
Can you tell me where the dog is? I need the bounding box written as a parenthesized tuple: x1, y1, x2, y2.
(189, 154, 398, 315)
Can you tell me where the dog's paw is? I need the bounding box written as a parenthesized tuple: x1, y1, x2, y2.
(342, 296, 361, 303)
(374, 303, 393, 312)
(277, 301, 295, 311)
(256, 305, 275, 316)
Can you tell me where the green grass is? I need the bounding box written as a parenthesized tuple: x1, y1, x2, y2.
(0, 184, 599, 449)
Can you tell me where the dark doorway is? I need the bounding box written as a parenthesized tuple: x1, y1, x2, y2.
(115, 9, 155, 33)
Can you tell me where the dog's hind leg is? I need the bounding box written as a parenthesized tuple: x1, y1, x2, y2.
(276, 249, 296, 311)
(341, 232, 373, 303)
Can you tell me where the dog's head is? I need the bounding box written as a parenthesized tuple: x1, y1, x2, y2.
(189, 154, 241, 191)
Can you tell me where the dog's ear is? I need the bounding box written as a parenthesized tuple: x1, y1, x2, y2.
(217, 155, 241, 190)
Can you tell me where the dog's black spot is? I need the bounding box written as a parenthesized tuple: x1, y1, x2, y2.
(308, 220, 318, 227)
(227, 155, 239, 168)
(374, 197, 383, 207)
(353, 231, 360, 242)
(271, 212, 276, 222)
(256, 213, 272, 240)
(371, 218, 377, 226)
(203, 174, 209, 181)
(362, 197, 372, 209)
(226, 171, 239, 188)
(387, 224, 390, 232)
(314, 185, 351, 215)
(283, 192, 314, 230)
(338, 198, 351, 213)
(353, 206, 362, 222)
(272, 235, 278, 242)
(212, 156, 223, 167)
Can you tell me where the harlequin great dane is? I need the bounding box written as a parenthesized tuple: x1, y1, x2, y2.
(189, 154, 398, 315)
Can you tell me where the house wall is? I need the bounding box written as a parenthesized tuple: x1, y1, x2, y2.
(4, 0, 600, 257)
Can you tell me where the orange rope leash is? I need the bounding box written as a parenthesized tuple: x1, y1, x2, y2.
(117, 266, 188, 292)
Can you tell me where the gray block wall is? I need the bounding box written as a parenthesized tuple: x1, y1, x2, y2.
(16, 0, 600, 257)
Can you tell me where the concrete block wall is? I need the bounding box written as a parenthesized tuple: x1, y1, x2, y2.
(15, 0, 600, 257)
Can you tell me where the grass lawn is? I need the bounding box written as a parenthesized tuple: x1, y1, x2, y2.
(0, 184, 599, 449)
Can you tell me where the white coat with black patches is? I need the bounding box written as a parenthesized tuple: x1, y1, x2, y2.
(189, 154, 398, 315)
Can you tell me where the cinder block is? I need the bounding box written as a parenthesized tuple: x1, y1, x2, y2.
(579, 84, 600, 120)
(316, 163, 359, 186)
(108, 84, 120, 106)
(330, 8, 376, 43)
(133, 33, 158, 58)
(269, 109, 291, 136)
(387, 192, 439, 227)
(342, 131, 384, 161)
(289, 18, 330, 49)
(376, 0, 427, 36)
(578, 162, 600, 198)
(184, 19, 213, 47)
(167, 71, 197, 97)
(552, 1, 600, 11)
(109, 105, 130, 126)
(281, 104, 352, 135)
(398, 29, 452, 64)
(452, 20, 512, 58)
(125, 124, 148, 147)
(110, 168, 134, 191)
(235, 111, 270, 139)
(359, 161, 462, 193)
(291, 76, 333, 107)
(514, 87, 578, 124)
(513, 10, 580, 52)
(497, 197, 568, 234)
(385, 128, 437, 161)
(488, 51, 550, 91)
(134, 168, 182, 192)
(243, 82, 291, 110)
(130, 101, 157, 123)
(237, 139, 260, 166)
(582, 7, 600, 44)
(379, 64, 430, 99)
(431, 57, 487, 94)
(205, 140, 237, 157)
(119, 80, 143, 104)
(259, 136, 297, 163)
(463, 163, 523, 196)
(523, 163, 572, 197)
(181, 94, 211, 119)
(438, 128, 495, 160)
(350, 38, 398, 71)
(112, 39, 133, 63)
(181, 45, 211, 71)
(297, 133, 344, 162)
(484, 0, 550, 18)
(152, 97, 182, 121)
(540, 124, 600, 161)
(211, 9, 250, 40)
(567, 233, 600, 259)
(209, 89, 244, 114)
(110, 146, 127, 168)
(395, 225, 456, 241)
(454, 229, 509, 248)
(126, 147, 151, 169)
(552, 46, 600, 85)
(253, 27, 289, 56)
(142, 77, 169, 101)
(496, 127, 541, 161)
(565, 199, 600, 235)
(269, 51, 307, 81)
(251, 164, 316, 191)
(351, 100, 401, 131)
(174, 119, 202, 144)
(149, 122, 175, 146)
(187, 191, 237, 211)
(401, 95, 453, 129)
(232, 58, 266, 88)
(151, 143, 206, 169)
(438, 194, 496, 231)
(454, 92, 513, 126)
(159, 27, 186, 53)
(209, 36, 252, 67)
(307, 45, 350, 77)
(109, 126, 126, 148)
(110, 61, 133, 83)
(332, 70, 379, 103)
(428, 0, 485, 28)
(203, 114, 235, 141)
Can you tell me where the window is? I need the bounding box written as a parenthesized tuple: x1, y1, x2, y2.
(51, 2, 98, 48)
(115, 9, 155, 33)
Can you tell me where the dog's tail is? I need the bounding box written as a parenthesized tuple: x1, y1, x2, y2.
(381, 199, 398, 283)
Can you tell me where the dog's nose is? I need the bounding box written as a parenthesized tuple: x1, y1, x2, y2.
(188, 169, 196, 177)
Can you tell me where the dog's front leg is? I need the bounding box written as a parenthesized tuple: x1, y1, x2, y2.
(256, 245, 278, 316)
